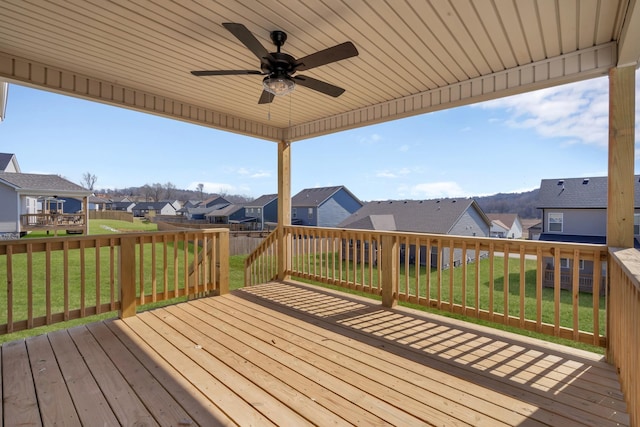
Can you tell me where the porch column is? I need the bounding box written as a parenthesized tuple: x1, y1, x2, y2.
(607, 66, 636, 248)
(83, 195, 89, 235)
(277, 139, 292, 281)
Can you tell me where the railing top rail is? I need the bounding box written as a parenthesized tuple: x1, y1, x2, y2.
(609, 247, 640, 291)
(282, 225, 607, 251)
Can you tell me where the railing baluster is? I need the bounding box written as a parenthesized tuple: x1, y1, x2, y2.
(95, 239, 101, 314)
(572, 249, 580, 341)
(6, 245, 13, 333)
(151, 234, 157, 302)
(27, 243, 33, 328)
(519, 245, 525, 328)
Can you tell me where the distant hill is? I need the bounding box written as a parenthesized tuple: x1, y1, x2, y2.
(474, 189, 540, 219)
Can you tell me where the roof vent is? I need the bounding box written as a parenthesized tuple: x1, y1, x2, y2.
(557, 180, 564, 186)
(452, 200, 456, 203)
(436, 200, 440, 203)
(583, 178, 590, 185)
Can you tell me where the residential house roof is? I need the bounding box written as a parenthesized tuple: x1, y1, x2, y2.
(110, 201, 135, 209)
(538, 176, 640, 209)
(205, 203, 243, 217)
(247, 194, 277, 207)
(132, 201, 175, 210)
(338, 198, 489, 234)
(292, 186, 361, 207)
(487, 213, 519, 228)
(0, 172, 90, 196)
(0, 153, 20, 172)
(89, 195, 111, 204)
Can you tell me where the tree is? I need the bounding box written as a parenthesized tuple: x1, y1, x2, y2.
(141, 184, 153, 202)
(81, 172, 98, 191)
(164, 182, 176, 200)
(197, 183, 204, 201)
(152, 183, 163, 202)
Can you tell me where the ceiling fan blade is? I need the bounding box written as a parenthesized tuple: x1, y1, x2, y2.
(293, 75, 345, 97)
(295, 42, 358, 71)
(191, 70, 262, 76)
(258, 90, 275, 104)
(222, 22, 273, 63)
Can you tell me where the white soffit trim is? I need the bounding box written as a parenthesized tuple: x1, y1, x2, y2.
(0, 52, 284, 142)
(0, 81, 7, 122)
(287, 43, 617, 142)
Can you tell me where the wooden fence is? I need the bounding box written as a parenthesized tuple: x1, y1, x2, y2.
(90, 211, 134, 222)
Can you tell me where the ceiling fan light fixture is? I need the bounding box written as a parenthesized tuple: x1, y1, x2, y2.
(263, 76, 295, 96)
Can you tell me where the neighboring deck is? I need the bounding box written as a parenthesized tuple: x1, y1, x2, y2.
(1, 282, 628, 426)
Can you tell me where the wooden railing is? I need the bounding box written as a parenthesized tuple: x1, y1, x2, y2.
(0, 229, 229, 335)
(20, 213, 86, 233)
(608, 247, 640, 427)
(246, 226, 608, 347)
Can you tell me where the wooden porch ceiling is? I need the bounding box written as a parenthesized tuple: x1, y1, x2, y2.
(0, 1, 638, 142)
(1, 282, 628, 426)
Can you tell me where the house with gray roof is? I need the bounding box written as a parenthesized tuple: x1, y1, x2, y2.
(244, 194, 278, 230)
(535, 176, 640, 293)
(338, 198, 491, 268)
(0, 172, 91, 237)
(131, 201, 177, 217)
(487, 213, 523, 239)
(205, 203, 246, 226)
(292, 185, 363, 227)
(0, 153, 20, 172)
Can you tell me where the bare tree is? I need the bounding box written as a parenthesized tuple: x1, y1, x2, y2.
(164, 182, 176, 200)
(197, 183, 204, 201)
(81, 172, 98, 191)
(152, 183, 163, 202)
(141, 184, 153, 202)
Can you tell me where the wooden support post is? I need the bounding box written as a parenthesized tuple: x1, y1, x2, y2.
(381, 233, 399, 308)
(607, 66, 636, 248)
(83, 195, 89, 235)
(217, 229, 230, 295)
(119, 236, 136, 318)
(277, 140, 292, 281)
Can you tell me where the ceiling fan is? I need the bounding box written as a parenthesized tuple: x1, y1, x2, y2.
(191, 23, 359, 104)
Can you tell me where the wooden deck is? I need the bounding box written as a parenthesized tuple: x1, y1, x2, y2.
(0, 281, 628, 426)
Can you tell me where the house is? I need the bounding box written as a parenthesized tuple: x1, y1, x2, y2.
(59, 195, 111, 213)
(536, 176, 640, 293)
(244, 194, 278, 230)
(205, 203, 246, 226)
(0, 153, 20, 172)
(199, 196, 231, 209)
(0, 172, 91, 238)
(337, 198, 491, 268)
(109, 201, 135, 212)
(291, 186, 363, 227)
(487, 213, 523, 239)
(131, 201, 177, 217)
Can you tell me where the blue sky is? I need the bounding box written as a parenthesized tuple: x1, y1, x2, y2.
(1, 73, 638, 202)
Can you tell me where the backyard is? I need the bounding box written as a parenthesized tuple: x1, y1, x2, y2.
(1, 220, 605, 353)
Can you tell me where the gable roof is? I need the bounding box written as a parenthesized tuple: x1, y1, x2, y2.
(247, 194, 277, 207)
(538, 176, 640, 209)
(0, 172, 90, 196)
(292, 186, 361, 208)
(487, 213, 519, 228)
(338, 198, 489, 234)
(206, 203, 243, 217)
(0, 153, 19, 172)
(132, 201, 175, 210)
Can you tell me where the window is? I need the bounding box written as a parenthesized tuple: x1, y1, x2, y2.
(292, 208, 297, 218)
(635, 214, 640, 235)
(257, 207, 261, 214)
(308, 208, 313, 219)
(548, 213, 563, 232)
(560, 258, 570, 268)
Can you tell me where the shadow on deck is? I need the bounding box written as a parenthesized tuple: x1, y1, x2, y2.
(0, 281, 628, 426)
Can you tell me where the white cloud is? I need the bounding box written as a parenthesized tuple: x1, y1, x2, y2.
(398, 144, 410, 152)
(376, 167, 411, 179)
(250, 171, 271, 178)
(402, 181, 469, 198)
(358, 133, 383, 145)
(479, 75, 640, 148)
(187, 181, 236, 194)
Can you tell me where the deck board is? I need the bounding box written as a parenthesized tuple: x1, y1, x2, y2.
(0, 281, 630, 426)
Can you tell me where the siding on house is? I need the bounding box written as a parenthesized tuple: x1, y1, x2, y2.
(0, 184, 18, 233)
(292, 186, 363, 227)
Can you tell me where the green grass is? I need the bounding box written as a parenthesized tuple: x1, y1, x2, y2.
(291, 252, 606, 354)
(1, 225, 605, 354)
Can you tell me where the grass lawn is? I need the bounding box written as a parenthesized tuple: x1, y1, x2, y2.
(1, 223, 605, 354)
